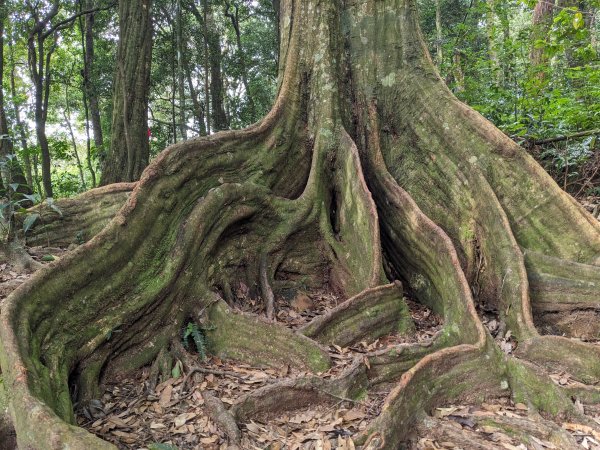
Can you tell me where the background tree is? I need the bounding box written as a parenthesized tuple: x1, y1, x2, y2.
(100, 0, 153, 185)
(0, 0, 30, 197)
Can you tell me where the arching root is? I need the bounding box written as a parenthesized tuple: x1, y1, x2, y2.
(300, 282, 412, 346)
(15, 182, 135, 247)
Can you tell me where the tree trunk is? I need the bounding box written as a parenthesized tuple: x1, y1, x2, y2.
(530, 0, 554, 69)
(176, 0, 188, 141)
(225, 1, 256, 118)
(63, 83, 87, 190)
(8, 42, 33, 189)
(80, 0, 101, 187)
(100, 0, 153, 185)
(183, 49, 207, 135)
(3, 0, 600, 449)
(205, 0, 228, 131)
(434, 0, 443, 68)
(0, 0, 30, 196)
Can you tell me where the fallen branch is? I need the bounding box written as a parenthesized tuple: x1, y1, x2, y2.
(527, 129, 600, 146)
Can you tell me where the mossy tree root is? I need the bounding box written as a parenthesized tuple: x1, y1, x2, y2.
(2, 0, 600, 448)
(15, 182, 135, 247)
(300, 282, 412, 346)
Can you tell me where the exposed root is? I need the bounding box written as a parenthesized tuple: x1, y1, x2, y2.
(259, 253, 275, 320)
(0, 240, 41, 272)
(205, 300, 331, 372)
(15, 182, 134, 247)
(300, 282, 411, 346)
(516, 336, 600, 385)
(526, 250, 600, 339)
(202, 391, 241, 445)
(413, 403, 580, 450)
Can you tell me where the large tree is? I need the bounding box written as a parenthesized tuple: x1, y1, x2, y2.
(3, 0, 600, 448)
(100, 0, 153, 185)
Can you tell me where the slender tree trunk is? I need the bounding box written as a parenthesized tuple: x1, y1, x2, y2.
(63, 83, 86, 190)
(176, 0, 187, 140)
(183, 50, 207, 135)
(101, 0, 153, 185)
(530, 0, 554, 69)
(171, 9, 178, 144)
(0, 0, 30, 195)
(80, 0, 103, 182)
(225, 1, 256, 118)
(485, 0, 502, 84)
(204, 0, 228, 131)
(8, 42, 33, 189)
(203, 1, 211, 134)
(434, 0, 443, 68)
(29, 33, 56, 198)
(182, 0, 211, 133)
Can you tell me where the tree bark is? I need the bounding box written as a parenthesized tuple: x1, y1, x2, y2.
(80, 0, 101, 187)
(3, 0, 600, 449)
(176, 0, 188, 141)
(100, 0, 153, 185)
(530, 0, 554, 69)
(8, 42, 34, 189)
(205, 0, 228, 131)
(225, 1, 256, 118)
(434, 0, 443, 67)
(0, 0, 30, 196)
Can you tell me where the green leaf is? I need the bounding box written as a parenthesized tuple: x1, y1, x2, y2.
(23, 193, 41, 204)
(9, 183, 19, 192)
(573, 12, 584, 29)
(46, 198, 62, 216)
(171, 360, 182, 378)
(23, 213, 40, 234)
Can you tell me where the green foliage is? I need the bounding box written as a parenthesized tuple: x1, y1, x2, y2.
(418, 0, 600, 194)
(182, 322, 208, 361)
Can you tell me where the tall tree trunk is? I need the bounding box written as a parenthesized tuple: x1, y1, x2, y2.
(224, 1, 256, 119)
(530, 0, 554, 69)
(27, 11, 58, 199)
(8, 42, 33, 189)
(485, 0, 502, 84)
(80, 0, 102, 186)
(176, 0, 187, 140)
(434, 0, 443, 68)
(204, 0, 228, 131)
(0, 0, 30, 196)
(63, 82, 87, 190)
(101, 0, 153, 185)
(183, 50, 207, 135)
(5, 1, 600, 449)
(29, 34, 55, 199)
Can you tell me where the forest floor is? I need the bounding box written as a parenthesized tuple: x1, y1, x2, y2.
(1, 195, 600, 450)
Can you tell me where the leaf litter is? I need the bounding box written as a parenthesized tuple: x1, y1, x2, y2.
(75, 289, 443, 449)
(7, 247, 600, 449)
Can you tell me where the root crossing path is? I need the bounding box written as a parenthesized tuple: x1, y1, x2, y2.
(3, 0, 600, 449)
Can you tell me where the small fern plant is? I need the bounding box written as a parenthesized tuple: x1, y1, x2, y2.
(182, 322, 208, 361)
